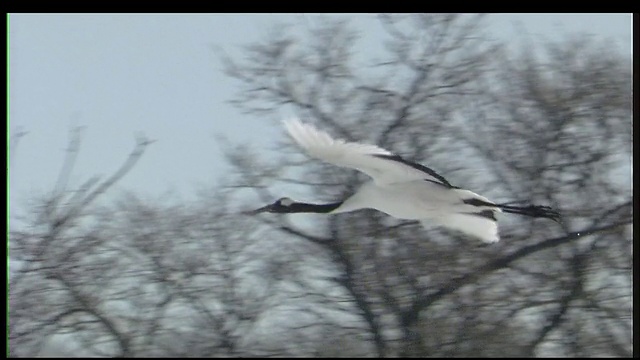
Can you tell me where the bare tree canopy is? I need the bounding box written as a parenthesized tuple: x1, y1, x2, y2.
(9, 14, 631, 357)
(221, 14, 631, 357)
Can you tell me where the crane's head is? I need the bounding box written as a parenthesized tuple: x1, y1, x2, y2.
(243, 197, 296, 215)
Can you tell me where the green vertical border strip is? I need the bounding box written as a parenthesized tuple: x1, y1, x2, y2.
(6, 13, 10, 359)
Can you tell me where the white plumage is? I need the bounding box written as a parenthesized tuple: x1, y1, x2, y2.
(283, 119, 445, 186)
(247, 118, 560, 243)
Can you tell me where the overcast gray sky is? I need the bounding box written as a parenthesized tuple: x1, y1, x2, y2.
(8, 13, 632, 221)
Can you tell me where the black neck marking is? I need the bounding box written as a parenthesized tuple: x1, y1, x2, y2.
(372, 154, 454, 188)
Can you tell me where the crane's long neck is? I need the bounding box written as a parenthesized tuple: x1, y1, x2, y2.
(286, 201, 344, 213)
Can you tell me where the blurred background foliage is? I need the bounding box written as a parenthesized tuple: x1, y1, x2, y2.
(9, 14, 631, 357)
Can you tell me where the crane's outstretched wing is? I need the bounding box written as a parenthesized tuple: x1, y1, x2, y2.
(283, 118, 453, 187)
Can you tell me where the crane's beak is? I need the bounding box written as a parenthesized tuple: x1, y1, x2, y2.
(242, 203, 273, 215)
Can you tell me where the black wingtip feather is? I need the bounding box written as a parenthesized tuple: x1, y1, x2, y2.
(371, 154, 454, 188)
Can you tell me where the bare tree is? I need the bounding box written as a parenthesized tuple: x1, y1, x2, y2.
(222, 14, 632, 357)
(448, 32, 632, 357)
(9, 129, 371, 357)
(9, 126, 28, 167)
(9, 128, 153, 357)
(10, 14, 630, 358)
